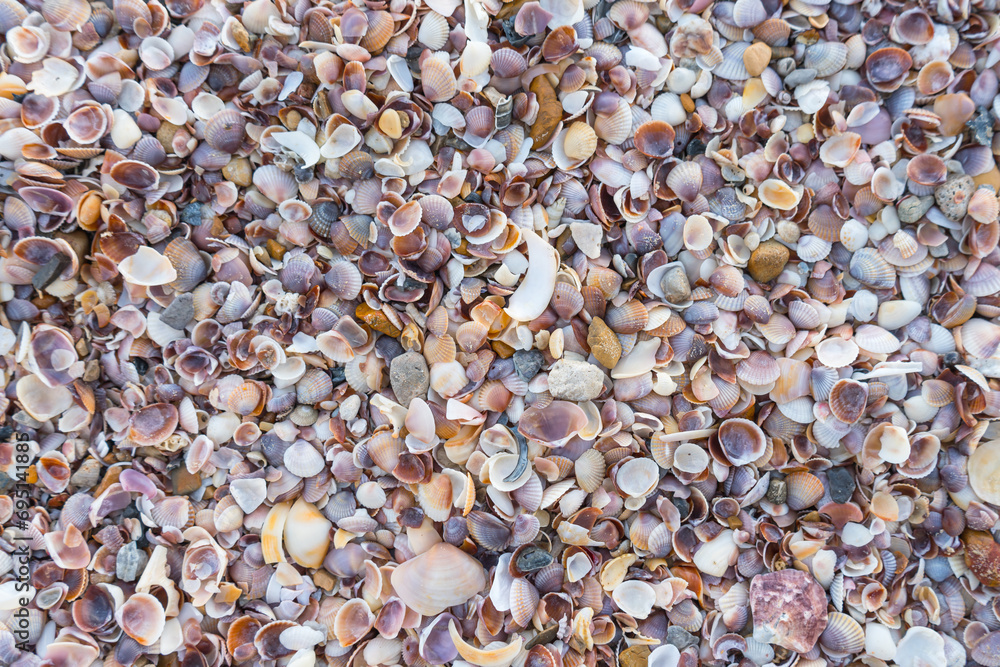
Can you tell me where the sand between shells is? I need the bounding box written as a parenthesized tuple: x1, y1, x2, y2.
(2, 0, 1000, 664)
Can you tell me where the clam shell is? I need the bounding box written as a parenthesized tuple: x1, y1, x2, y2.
(390, 543, 486, 615)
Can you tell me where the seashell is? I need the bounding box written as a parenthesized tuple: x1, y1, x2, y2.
(854, 324, 901, 354)
(491, 48, 528, 78)
(891, 8, 934, 45)
(717, 419, 767, 466)
(785, 471, 824, 510)
(0, 0, 28, 31)
(594, 99, 632, 145)
(612, 580, 656, 619)
(969, 440, 1000, 505)
(634, 121, 676, 159)
(253, 165, 299, 203)
(562, 122, 597, 162)
(574, 449, 606, 493)
(820, 612, 866, 654)
(750, 570, 828, 653)
(334, 598, 375, 648)
(283, 498, 332, 568)
(448, 620, 523, 667)
(8, 27, 50, 64)
(516, 2, 553, 35)
(64, 105, 109, 145)
(895, 627, 948, 667)
(667, 162, 703, 203)
(917, 60, 954, 95)
(737, 350, 780, 385)
(283, 440, 326, 477)
(849, 248, 896, 289)
(213, 494, 244, 532)
(819, 133, 860, 169)
(552, 282, 584, 319)
(605, 300, 648, 334)
(732, 0, 766, 28)
(110, 160, 160, 192)
(422, 57, 457, 102)
(828, 379, 867, 423)
(204, 109, 246, 153)
(693, 529, 739, 577)
(509, 577, 539, 626)
(865, 47, 913, 93)
(714, 42, 751, 80)
(129, 403, 179, 447)
(390, 543, 487, 615)
(758, 179, 801, 210)
(164, 238, 209, 292)
(616, 457, 659, 498)
(419, 12, 451, 50)
(116, 593, 166, 646)
(804, 42, 848, 78)
(969, 187, 1000, 225)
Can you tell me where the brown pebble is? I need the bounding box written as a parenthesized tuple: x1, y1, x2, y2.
(587, 317, 622, 369)
(171, 466, 203, 496)
(529, 75, 561, 147)
(356, 303, 402, 337)
(743, 42, 772, 76)
(748, 240, 790, 283)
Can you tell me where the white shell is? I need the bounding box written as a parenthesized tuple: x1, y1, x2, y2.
(612, 580, 656, 619)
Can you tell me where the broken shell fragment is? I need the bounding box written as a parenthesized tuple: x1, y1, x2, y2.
(750, 570, 829, 653)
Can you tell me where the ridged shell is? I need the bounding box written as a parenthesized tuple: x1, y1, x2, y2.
(253, 165, 299, 202)
(820, 612, 866, 654)
(418, 11, 451, 50)
(164, 237, 209, 292)
(784, 471, 824, 510)
(714, 42, 751, 80)
(667, 162, 703, 203)
(804, 42, 848, 78)
(421, 57, 457, 102)
(849, 248, 896, 289)
(594, 100, 632, 145)
(574, 449, 606, 493)
(325, 261, 363, 300)
(605, 301, 648, 334)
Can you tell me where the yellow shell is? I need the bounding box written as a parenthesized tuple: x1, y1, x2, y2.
(563, 122, 598, 161)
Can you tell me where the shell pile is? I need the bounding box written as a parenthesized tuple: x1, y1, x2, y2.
(3, 0, 1000, 662)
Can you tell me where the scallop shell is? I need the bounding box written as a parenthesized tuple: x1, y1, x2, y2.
(785, 471, 824, 510)
(253, 165, 299, 203)
(418, 11, 451, 50)
(849, 248, 896, 289)
(820, 612, 866, 654)
(667, 162, 703, 203)
(574, 449, 606, 493)
(421, 57, 457, 102)
(804, 42, 848, 78)
(164, 238, 209, 292)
